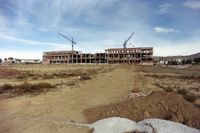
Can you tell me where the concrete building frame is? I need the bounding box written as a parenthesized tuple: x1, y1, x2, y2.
(42, 47, 154, 65)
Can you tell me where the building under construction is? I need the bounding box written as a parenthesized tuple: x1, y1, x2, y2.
(42, 47, 154, 65)
(43, 32, 156, 65)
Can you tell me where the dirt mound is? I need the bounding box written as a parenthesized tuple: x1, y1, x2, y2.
(0, 67, 19, 79)
(84, 91, 200, 130)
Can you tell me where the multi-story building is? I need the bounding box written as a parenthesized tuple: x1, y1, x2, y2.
(105, 47, 153, 64)
(42, 47, 154, 65)
(42, 50, 107, 64)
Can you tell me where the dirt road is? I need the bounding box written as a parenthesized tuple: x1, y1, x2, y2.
(0, 65, 200, 132)
(0, 67, 149, 133)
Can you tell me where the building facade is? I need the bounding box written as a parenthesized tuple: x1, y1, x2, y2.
(42, 47, 154, 65)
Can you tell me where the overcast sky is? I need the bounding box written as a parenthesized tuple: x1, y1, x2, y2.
(0, 0, 200, 60)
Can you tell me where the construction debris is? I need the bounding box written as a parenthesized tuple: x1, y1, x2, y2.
(125, 91, 153, 100)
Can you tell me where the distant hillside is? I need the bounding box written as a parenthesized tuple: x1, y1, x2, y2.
(165, 52, 200, 60)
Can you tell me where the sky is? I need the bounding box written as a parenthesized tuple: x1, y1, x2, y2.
(0, 0, 200, 60)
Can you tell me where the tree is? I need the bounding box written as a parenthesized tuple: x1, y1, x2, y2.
(186, 59, 192, 64)
(182, 60, 186, 64)
(168, 61, 177, 65)
(194, 57, 200, 64)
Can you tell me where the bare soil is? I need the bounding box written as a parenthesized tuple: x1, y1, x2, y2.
(0, 67, 19, 79)
(84, 91, 200, 129)
(0, 64, 200, 132)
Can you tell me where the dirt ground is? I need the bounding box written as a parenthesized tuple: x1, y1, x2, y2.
(0, 64, 200, 133)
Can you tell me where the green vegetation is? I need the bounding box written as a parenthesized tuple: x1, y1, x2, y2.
(194, 57, 200, 64)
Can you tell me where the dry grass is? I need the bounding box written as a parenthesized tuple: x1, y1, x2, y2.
(32, 76, 38, 80)
(80, 75, 91, 80)
(0, 82, 53, 94)
(66, 81, 76, 86)
(154, 83, 174, 92)
(131, 88, 141, 93)
(42, 75, 54, 79)
(0, 84, 13, 92)
(177, 88, 189, 95)
(164, 86, 174, 92)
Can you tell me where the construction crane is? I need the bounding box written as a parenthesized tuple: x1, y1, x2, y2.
(58, 32, 76, 51)
(123, 32, 134, 48)
(103, 32, 134, 48)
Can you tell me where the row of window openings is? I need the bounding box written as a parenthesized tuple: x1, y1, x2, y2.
(108, 50, 152, 53)
(109, 55, 152, 58)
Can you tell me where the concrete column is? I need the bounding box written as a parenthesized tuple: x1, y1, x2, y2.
(146, 49, 147, 61)
(76, 54, 77, 64)
(81, 54, 82, 63)
(90, 54, 91, 63)
(72, 54, 73, 64)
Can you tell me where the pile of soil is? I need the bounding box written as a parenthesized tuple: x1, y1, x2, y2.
(0, 67, 19, 79)
(84, 91, 200, 130)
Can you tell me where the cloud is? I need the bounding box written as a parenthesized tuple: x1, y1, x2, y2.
(154, 27, 179, 33)
(183, 0, 200, 10)
(0, 49, 43, 60)
(156, 4, 173, 14)
(37, 27, 50, 32)
(0, 34, 68, 47)
(154, 41, 200, 56)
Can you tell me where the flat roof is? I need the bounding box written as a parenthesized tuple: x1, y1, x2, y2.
(105, 47, 153, 51)
(43, 50, 81, 53)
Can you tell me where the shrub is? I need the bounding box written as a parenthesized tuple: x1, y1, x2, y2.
(80, 75, 91, 80)
(37, 82, 52, 88)
(53, 73, 58, 76)
(151, 74, 159, 78)
(18, 82, 53, 93)
(183, 94, 197, 103)
(18, 82, 32, 92)
(1, 84, 13, 92)
(67, 73, 78, 77)
(43, 75, 54, 79)
(16, 74, 25, 79)
(58, 73, 67, 78)
(28, 73, 34, 76)
(164, 86, 174, 92)
(177, 89, 189, 95)
(32, 76, 38, 80)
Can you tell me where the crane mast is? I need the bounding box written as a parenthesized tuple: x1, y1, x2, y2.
(58, 32, 76, 51)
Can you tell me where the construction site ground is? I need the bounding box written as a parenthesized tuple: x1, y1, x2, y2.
(0, 64, 200, 133)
